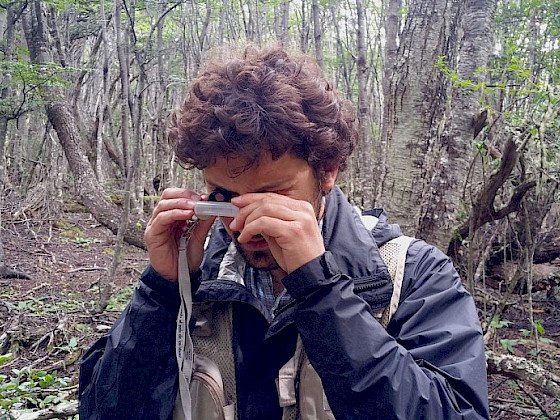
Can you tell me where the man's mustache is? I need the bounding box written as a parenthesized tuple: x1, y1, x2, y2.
(233, 231, 265, 242)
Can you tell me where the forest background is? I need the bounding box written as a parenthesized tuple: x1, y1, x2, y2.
(0, 0, 559, 418)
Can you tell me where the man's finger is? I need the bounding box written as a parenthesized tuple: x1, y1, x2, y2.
(160, 188, 202, 200)
(149, 198, 195, 223)
(146, 208, 194, 235)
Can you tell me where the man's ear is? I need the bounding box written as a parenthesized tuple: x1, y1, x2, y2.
(320, 167, 339, 192)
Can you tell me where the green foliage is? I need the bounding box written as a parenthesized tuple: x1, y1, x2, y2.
(519, 319, 555, 345)
(0, 365, 73, 412)
(500, 338, 518, 353)
(44, 0, 104, 14)
(535, 319, 545, 336)
(472, 141, 486, 155)
(0, 60, 75, 119)
(3, 292, 86, 315)
(105, 284, 135, 312)
(143, 195, 160, 202)
(3, 297, 46, 313)
(72, 237, 102, 247)
(54, 337, 79, 354)
(435, 54, 532, 95)
(490, 317, 512, 329)
(398, 5, 409, 17)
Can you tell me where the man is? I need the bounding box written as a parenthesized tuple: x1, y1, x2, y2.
(79, 45, 489, 419)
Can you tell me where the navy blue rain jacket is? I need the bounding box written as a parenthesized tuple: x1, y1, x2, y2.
(79, 187, 489, 419)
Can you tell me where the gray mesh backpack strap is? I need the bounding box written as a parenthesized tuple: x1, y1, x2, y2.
(378, 235, 415, 328)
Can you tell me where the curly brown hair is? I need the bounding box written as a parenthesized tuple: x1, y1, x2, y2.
(168, 45, 358, 178)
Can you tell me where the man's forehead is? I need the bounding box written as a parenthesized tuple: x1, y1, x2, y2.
(204, 173, 292, 192)
(203, 153, 311, 192)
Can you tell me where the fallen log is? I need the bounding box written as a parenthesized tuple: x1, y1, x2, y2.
(0, 265, 31, 279)
(486, 350, 560, 399)
(12, 402, 78, 420)
(486, 261, 560, 294)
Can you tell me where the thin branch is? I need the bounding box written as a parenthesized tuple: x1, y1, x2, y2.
(516, 380, 557, 420)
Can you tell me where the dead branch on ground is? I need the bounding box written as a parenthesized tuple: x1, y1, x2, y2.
(487, 350, 560, 399)
(12, 402, 79, 420)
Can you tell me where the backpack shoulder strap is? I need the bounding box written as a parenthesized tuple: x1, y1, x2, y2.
(355, 208, 415, 327)
(377, 235, 415, 328)
(277, 231, 416, 418)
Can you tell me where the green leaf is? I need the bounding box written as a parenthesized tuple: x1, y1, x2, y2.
(500, 339, 518, 353)
(490, 317, 511, 329)
(0, 354, 13, 365)
(519, 328, 531, 337)
(535, 319, 545, 335)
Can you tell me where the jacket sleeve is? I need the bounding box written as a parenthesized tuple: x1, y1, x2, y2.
(282, 240, 489, 420)
(78, 266, 181, 420)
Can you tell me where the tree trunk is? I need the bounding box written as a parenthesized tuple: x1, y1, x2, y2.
(311, 0, 323, 70)
(94, 0, 110, 181)
(281, 1, 290, 46)
(153, 0, 171, 194)
(196, 0, 212, 70)
(376, 0, 401, 204)
(21, 0, 145, 249)
(379, 0, 496, 249)
(298, 0, 309, 53)
(0, 116, 10, 190)
(0, 196, 30, 279)
(97, 57, 147, 313)
(330, 1, 352, 100)
(114, 0, 130, 175)
(355, 0, 373, 208)
(416, 0, 497, 247)
(0, 1, 16, 190)
(380, 0, 457, 239)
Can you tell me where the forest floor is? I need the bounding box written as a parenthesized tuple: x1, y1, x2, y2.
(1, 209, 560, 419)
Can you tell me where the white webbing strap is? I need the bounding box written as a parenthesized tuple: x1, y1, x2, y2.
(276, 335, 305, 407)
(175, 235, 194, 420)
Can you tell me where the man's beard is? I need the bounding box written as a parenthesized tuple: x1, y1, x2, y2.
(233, 238, 280, 271)
(233, 185, 324, 272)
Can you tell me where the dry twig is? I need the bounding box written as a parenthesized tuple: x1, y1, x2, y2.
(516, 379, 558, 420)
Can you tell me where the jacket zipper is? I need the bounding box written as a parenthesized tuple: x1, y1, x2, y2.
(353, 277, 391, 292)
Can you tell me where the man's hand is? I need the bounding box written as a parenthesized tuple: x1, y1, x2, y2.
(229, 193, 325, 274)
(144, 188, 215, 282)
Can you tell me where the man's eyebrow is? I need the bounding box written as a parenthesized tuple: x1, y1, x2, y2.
(205, 178, 291, 193)
(252, 179, 290, 193)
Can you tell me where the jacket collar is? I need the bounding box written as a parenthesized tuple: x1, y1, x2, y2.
(322, 187, 392, 283)
(194, 186, 394, 317)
